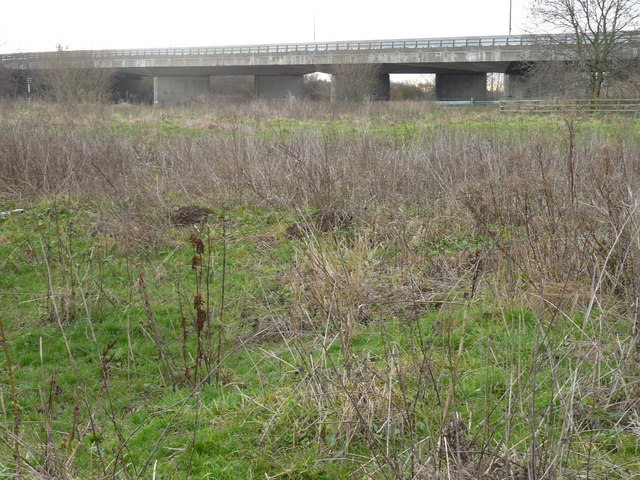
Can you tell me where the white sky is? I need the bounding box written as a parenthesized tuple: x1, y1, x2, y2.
(1, 0, 530, 54)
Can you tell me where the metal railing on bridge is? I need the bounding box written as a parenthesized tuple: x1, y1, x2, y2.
(3, 33, 639, 62)
(500, 98, 640, 114)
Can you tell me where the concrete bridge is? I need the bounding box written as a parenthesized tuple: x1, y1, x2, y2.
(2, 34, 639, 104)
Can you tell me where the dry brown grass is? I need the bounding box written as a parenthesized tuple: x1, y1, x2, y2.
(3, 103, 640, 304)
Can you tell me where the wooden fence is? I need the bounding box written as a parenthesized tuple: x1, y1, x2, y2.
(500, 98, 640, 114)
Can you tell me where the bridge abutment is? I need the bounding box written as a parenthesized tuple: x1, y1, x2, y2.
(153, 76, 211, 107)
(435, 73, 487, 101)
(330, 72, 390, 102)
(254, 75, 304, 99)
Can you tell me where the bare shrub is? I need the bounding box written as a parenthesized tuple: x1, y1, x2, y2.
(3, 106, 640, 310)
(331, 63, 388, 101)
(304, 73, 331, 101)
(36, 46, 115, 105)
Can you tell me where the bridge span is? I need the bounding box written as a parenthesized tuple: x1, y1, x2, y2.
(2, 34, 639, 104)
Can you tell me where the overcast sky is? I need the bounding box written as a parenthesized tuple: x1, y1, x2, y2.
(1, 0, 530, 54)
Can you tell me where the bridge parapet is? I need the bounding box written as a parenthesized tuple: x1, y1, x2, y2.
(3, 33, 630, 62)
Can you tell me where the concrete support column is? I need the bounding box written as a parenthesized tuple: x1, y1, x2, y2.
(153, 76, 211, 107)
(435, 73, 487, 101)
(254, 75, 304, 99)
(330, 73, 390, 102)
(504, 72, 534, 99)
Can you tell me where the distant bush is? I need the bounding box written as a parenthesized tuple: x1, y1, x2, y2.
(390, 80, 434, 101)
(304, 73, 331, 101)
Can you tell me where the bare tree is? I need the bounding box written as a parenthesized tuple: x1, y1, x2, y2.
(530, 0, 640, 98)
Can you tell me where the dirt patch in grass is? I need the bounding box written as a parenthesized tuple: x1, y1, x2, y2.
(170, 205, 214, 226)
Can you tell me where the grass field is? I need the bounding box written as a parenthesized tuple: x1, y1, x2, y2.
(1, 100, 640, 479)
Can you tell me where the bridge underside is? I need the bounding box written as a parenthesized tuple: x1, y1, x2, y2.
(13, 61, 532, 105)
(128, 61, 520, 105)
(117, 61, 514, 77)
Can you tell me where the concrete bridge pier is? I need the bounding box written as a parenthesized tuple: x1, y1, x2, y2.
(504, 72, 534, 99)
(254, 75, 304, 99)
(435, 73, 487, 101)
(330, 72, 390, 102)
(153, 76, 211, 107)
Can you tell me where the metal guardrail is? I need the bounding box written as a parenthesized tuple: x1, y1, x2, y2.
(3, 33, 638, 62)
(500, 98, 640, 113)
(431, 100, 501, 105)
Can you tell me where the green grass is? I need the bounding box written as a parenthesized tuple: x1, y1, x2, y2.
(7, 101, 639, 143)
(2, 199, 638, 478)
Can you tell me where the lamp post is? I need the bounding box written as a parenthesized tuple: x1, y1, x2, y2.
(509, 0, 513, 35)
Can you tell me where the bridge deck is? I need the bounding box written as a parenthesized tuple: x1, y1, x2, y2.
(0, 33, 603, 61)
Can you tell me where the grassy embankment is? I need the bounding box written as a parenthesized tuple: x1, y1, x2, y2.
(1, 100, 640, 479)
